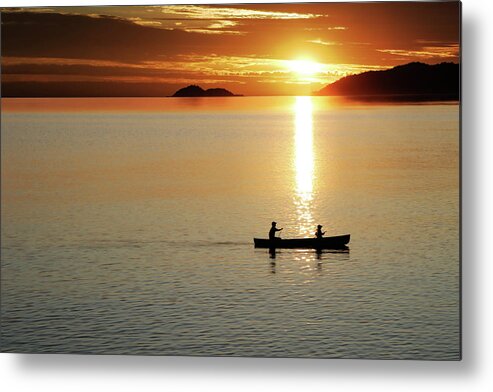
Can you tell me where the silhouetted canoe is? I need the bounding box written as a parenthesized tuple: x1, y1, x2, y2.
(253, 234, 350, 249)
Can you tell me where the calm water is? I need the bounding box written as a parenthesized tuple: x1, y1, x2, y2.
(1, 96, 459, 359)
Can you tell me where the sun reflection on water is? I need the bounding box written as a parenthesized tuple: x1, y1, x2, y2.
(294, 96, 315, 236)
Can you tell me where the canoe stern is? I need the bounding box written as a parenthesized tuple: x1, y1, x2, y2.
(254, 234, 350, 249)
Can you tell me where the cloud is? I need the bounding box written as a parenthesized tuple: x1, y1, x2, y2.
(2, 56, 131, 68)
(2, 52, 390, 89)
(181, 29, 245, 35)
(1, 11, 253, 62)
(127, 17, 163, 27)
(306, 39, 341, 46)
(153, 5, 324, 35)
(304, 26, 348, 31)
(377, 44, 459, 59)
(3, 5, 324, 36)
(159, 5, 323, 20)
(414, 39, 456, 45)
(182, 19, 246, 35)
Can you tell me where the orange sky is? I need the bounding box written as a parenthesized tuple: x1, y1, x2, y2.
(1, 2, 460, 96)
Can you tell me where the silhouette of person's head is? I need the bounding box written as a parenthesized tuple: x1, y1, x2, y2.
(272, 221, 277, 227)
(317, 225, 323, 228)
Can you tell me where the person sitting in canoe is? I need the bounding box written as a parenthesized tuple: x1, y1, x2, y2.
(269, 221, 283, 240)
(315, 225, 326, 239)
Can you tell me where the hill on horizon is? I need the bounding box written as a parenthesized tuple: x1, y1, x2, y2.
(172, 85, 241, 97)
(316, 62, 460, 100)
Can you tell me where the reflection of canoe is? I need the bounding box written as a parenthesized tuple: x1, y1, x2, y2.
(253, 234, 350, 249)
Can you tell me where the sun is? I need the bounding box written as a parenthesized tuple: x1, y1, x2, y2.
(288, 59, 324, 76)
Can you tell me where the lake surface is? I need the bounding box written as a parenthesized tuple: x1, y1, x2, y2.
(1, 96, 460, 359)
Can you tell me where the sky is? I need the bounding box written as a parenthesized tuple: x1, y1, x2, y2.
(1, 2, 460, 97)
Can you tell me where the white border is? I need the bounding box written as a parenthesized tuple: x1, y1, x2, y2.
(2, 0, 493, 391)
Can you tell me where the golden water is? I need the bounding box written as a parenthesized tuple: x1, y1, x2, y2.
(1, 96, 459, 358)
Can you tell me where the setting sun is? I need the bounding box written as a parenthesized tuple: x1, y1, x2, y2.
(288, 59, 324, 76)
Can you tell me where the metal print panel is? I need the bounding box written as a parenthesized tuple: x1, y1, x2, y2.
(0, 1, 461, 359)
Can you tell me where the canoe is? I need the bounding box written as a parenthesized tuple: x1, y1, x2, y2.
(253, 234, 350, 249)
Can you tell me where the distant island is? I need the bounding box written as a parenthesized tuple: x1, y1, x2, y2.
(316, 62, 460, 100)
(172, 85, 242, 97)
